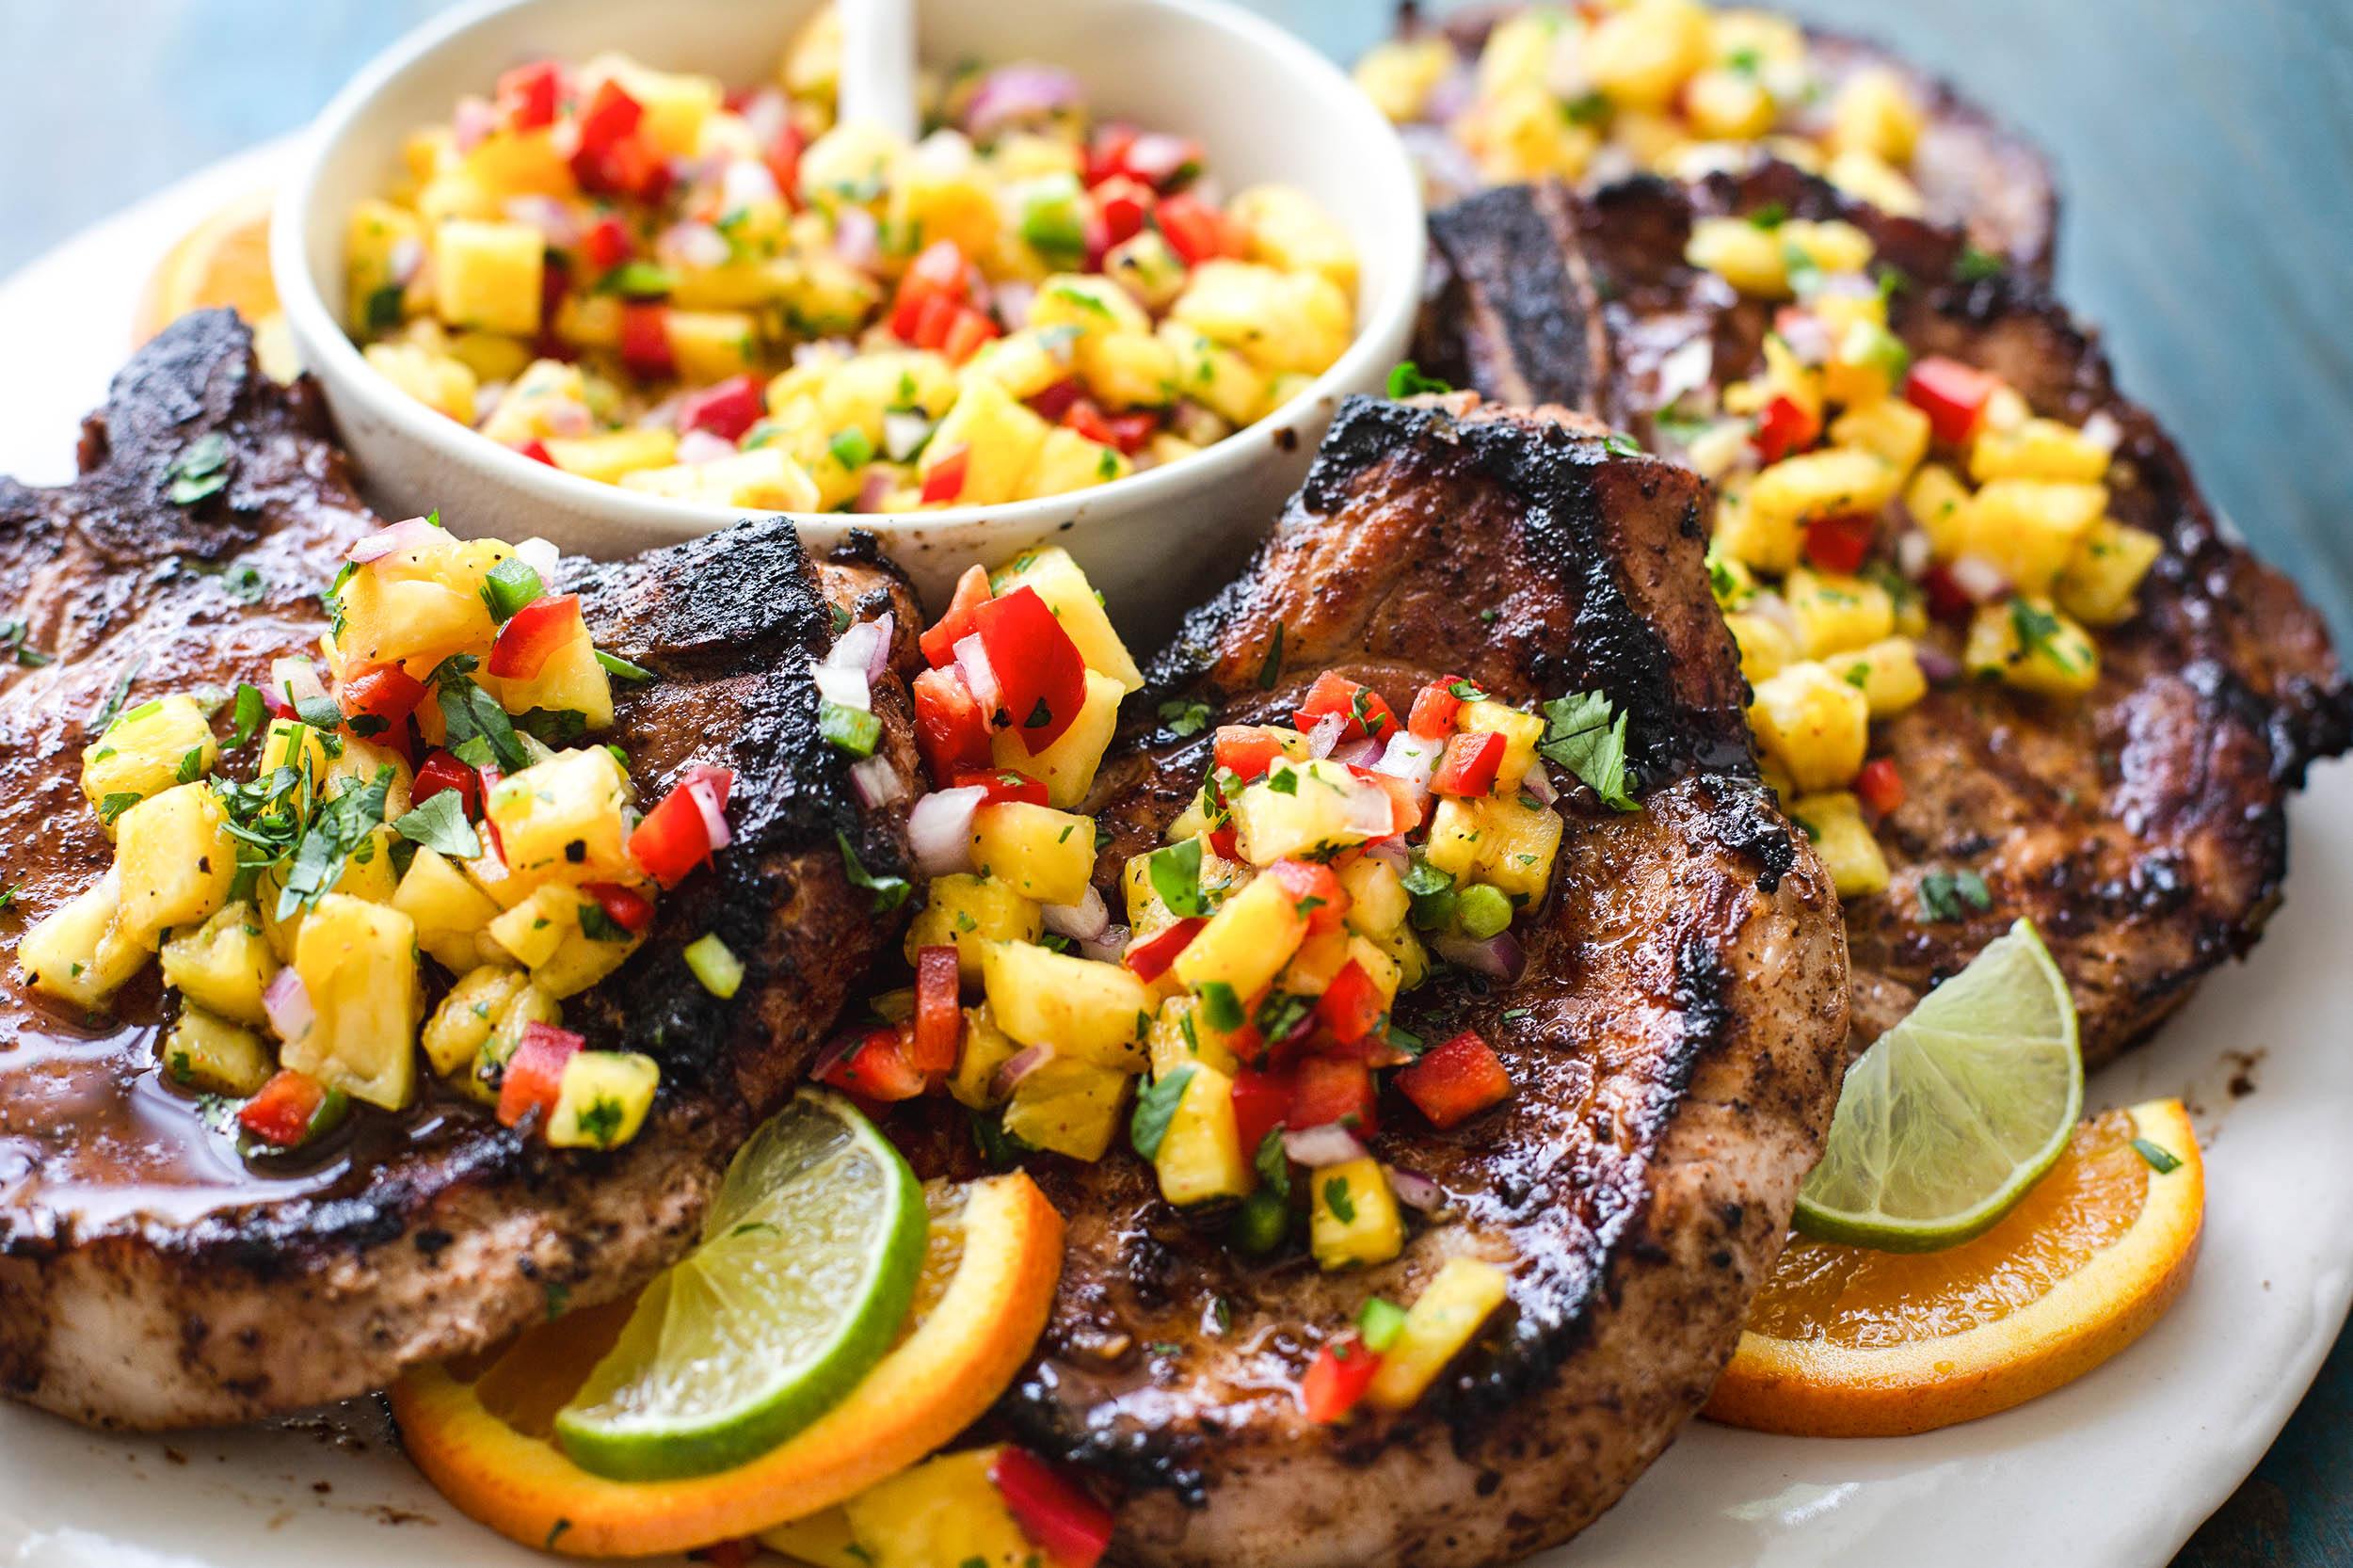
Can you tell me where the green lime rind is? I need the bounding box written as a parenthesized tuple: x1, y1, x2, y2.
(553, 1090, 928, 1480)
(1795, 919, 2083, 1255)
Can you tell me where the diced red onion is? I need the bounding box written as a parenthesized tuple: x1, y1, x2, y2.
(1043, 885, 1109, 941)
(1078, 922, 1129, 964)
(1122, 133, 1195, 186)
(1774, 309, 1833, 366)
(677, 429, 738, 465)
(1895, 528, 1932, 580)
(1346, 781, 1403, 839)
(811, 659, 872, 712)
(516, 536, 560, 579)
(452, 95, 497, 153)
(992, 280, 1034, 331)
(961, 63, 1085, 139)
(344, 515, 445, 565)
(503, 195, 580, 248)
(1170, 400, 1230, 446)
(1654, 335, 1714, 410)
(1306, 712, 1346, 759)
(908, 787, 984, 876)
(1748, 589, 1798, 638)
(2079, 411, 2122, 454)
(685, 775, 733, 851)
(546, 400, 593, 438)
(1283, 1124, 1369, 1168)
(1423, 61, 1476, 123)
(883, 409, 936, 462)
(954, 633, 1002, 716)
(991, 1043, 1054, 1099)
(1372, 729, 1442, 791)
(1914, 644, 1964, 683)
(388, 235, 425, 286)
(850, 756, 905, 808)
(1329, 736, 1384, 768)
(832, 207, 880, 270)
(1400, 122, 1481, 192)
(262, 967, 314, 1044)
(853, 471, 895, 513)
(860, 612, 895, 682)
(825, 617, 889, 682)
(721, 158, 780, 214)
(810, 1030, 863, 1083)
(1385, 1165, 1445, 1211)
(1433, 929, 1527, 983)
(1947, 554, 2010, 603)
(739, 86, 789, 147)
(664, 222, 733, 271)
(1519, 763, 1559, 807)
(270, 656, 327, 708)
(1359, 839, 1411, 877)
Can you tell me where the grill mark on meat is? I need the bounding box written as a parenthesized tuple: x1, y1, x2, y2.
(1423, 183, 1608, 414)
(0, 312, 919, 1429)
(963, 399, 1849, 1567)
(1418, 168, 2351, 1069)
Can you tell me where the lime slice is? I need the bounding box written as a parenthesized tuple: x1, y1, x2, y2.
(553, 1089, 927, 1480)
(1795, 919, 2082, 1253)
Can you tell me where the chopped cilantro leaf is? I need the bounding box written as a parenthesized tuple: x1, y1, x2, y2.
(1130, 1066, 1195, 1160)
(391, 789, 481, 860)
(1386, 361, 1452, 398)
(1538, 691, 1638, 810)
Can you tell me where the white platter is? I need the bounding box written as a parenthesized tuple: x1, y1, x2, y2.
(0, 146, 2347, 1568)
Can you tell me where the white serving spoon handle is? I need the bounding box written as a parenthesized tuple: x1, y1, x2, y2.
(837, 0, 920, 143)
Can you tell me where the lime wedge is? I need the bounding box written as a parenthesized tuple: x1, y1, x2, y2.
(1795, 919, 2082, 1253)
(553, 1090, 927, 1480)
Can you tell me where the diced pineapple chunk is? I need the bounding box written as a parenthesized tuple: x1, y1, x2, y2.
(1454, 700, 1546, 788)
(916, 380, 1053, 507)
(818, 349, 959, 443)
(1749, 661, 1871, 792)
(1904, 462, 1975, 559)
(988, 547, 1144, 693)
(1826, 65, 1924, 163)
(1744, 451, 1905, 571)
(542, 428, 680, 485)
(1824, 147, 1927, 217)
(2056, 518, 2163, 628)
(1169, 261, 1352, 376)
(979, 939, 1150, 1071)
(1964, 598, 2102, 698)
(1338, 856, 1410, 938)
(159, 902, 278, 1026)
(1146, 994, 1244, 1077)
(82, 695, 217, 824)
(1075, 329, 1180, 411)
(1831, 396, 1931, 473)
(834, 1448, 1036, 1568)
(1231, 760, 1388, 864)
(346, 199, 425, 334)
(465, 977, 564, 1105)
(1786, 566, 1896, 659)
(904, 873, 1041, 981)
(663, 309, 761, 386)
(1353, 35, 1456, 121)
(1725, 610, 1799, 685)
(1587, 0, 1710, 109)
(363, 341, 477, 424)
(1962, 479, 2108, 595)
(958, 330, 1071, 402)
(1685, 65, 1776, 139)
(1686, 216, 1789, 297)
(1969, 417, 2112, 486)
(484, 746, 634, 887)
(160, 1005, 276, 1096)
(1789, 790, 1891, 897)
(1153, 1064, 1250, 1206)
(253, 829, 400, 964)
(1027, 272, 1151, 337)
(285, 892, 420, 1111)
(1172, 872, 1309, 1001)
(19, 871, 148, 1009)
(1000, 1056, 1129, 1161)
(968, 802, 1095, 906)
(335, 559, 498, 670)
(1825, 636, 1929, 717)
(989, 671, 1122, 808)
(1157, 320, 1266, 426)
(1102, 229, 1189, 312)
(432, 219, 544, 337)
(1310, 1156, 1405, 1270)
(1017, 426, 1130, 501)
(948, 1000, 1021, 1111)
(326, 735, 414, 824)
(619, 444, 822, 511)
(1365, 1258, 1513, 1410)
(486, 884, 643, 998)
(478, 358, 589, 446)
(114, 783, 238, 947)
(1232, 184, 1358, 296)
(392, 846, 503, 973)
(1359, 920, 1430, 994)
(1279, 928, 1353, 997)
(1421, 794, 1563, 901)
(547, 1049, 660, 1149)
(421, 964, 530, 1076)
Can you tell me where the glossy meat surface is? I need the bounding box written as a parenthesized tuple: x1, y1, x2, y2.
(0, 312, 920, 1429)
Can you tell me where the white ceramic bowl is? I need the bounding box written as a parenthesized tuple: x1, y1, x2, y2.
(273, 0, 1424, 637)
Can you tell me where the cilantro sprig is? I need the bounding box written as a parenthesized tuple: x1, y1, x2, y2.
(1538, 691, 1637, 810)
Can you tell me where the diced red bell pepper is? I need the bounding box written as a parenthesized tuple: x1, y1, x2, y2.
(1432, 729, 1507, 798)
(618, 302, 674, 378)
(1269, 859, 1349, 936)
(629, 764, 736, 888)
(1125, 917, 1205, 982)
(1293, 669, 1398, 743)
(1062, 398, 1119, 449)
(1358, 770, 1424, 837)
(1092, 176, 1156, 245)
(763, 121, 804, 208)
(1804, 512, 1877, 575)
(905, 290, 961, 352)
(487, 593, 584, 680)
(921, 564, 994, 669)
(888, 238, 970, 340)
(574, 77, 642, 153)
(1300, 1333, 1383, 1424)
(674, 374, 763, 442)
(1207, 824, 1240, 860)
(497, 1022, 584, 1129)
(911, 665, 995, 778)
(1315, 961, 1386, 1048)
(920, 444, 971, 505)
(1230, 1066, 1293, 1154)
(818, 1025, 930, 1102)
(1083, 122, 1140, 187)
(973, 585, 1088, 755)
(496, 60, 563, 133)
(1027, 378, 1082, 422)
(1118, 131, 1203, 190)
(1212, 726, 1289, 782)
(940, 306, 1000, 366)
(1905, 355, 2000, 445)
(515, 438, 557, 466)
(581, 215, 632, 273)
(1156, 193, 1239, 266)
(910, 945, 962, 1074)
(582, 881, 655, 936)
(1753, 393, 1820, 464)
(338, 663, 426, 733)
(1100, 409, 1160, 455)
(1922, 562, 1976, 624)
(1290, 1055, 1377, 1134)
(1408, 678, 1466, 740)
(1397, 1030, 1513, 1129)
(412, 749, 481, 818)
(952, 769, 1047, 806)
(237, 1068, 344, 1148)
(1854, 756, 1906, 817)
(990, 1448, 1116, 1568)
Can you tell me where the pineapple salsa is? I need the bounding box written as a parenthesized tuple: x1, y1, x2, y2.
(1359, 0, 1940, 220)
(813, 543, 1629, 1417)
(14, 514, 747, 1157)
(1662, 212, 2160, 899)
(347, 6, 1358, 512)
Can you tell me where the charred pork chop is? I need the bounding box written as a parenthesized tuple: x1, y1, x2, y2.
(973, 395, 1849, 1567)
(1396, 5, 2057, 273)
(0, 312, 920, 1430)
(1416, 168, 2352, 1065)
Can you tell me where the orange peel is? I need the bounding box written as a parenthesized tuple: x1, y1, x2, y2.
(390, 1171, 1064, 1557)
(1706, 1097, 2203, 1438)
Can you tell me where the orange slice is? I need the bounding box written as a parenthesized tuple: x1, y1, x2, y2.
(1705, 1097, 2203, 1438)
(390, 1172, 1064, 1557)
(135, 187, 297, 379)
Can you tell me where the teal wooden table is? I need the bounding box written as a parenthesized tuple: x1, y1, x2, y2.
(0, 4, 2345, 1563)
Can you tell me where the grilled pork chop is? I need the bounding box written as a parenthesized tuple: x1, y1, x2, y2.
(1416, 168, 2353, 1065)
(1405, 6, 2057, 272)
(0, 312, 920, 1430)
(980, 395, 1849, 1567)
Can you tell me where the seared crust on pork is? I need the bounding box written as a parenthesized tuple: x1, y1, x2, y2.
(0, 312, 920, 1429)
(990, 397, 1849, 1566)
(1417, 168, 2352, 1065)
